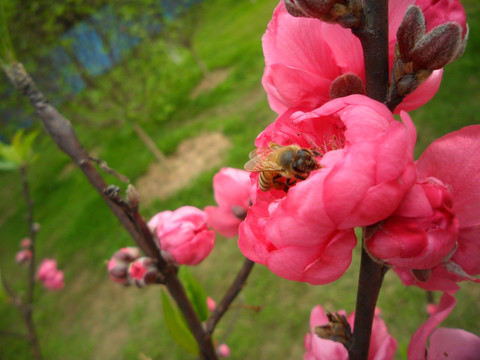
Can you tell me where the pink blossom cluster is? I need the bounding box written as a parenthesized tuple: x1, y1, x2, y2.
(36, 258, 64, 291)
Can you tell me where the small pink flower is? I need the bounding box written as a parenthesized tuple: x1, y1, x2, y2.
(37, 258, 64, 290)
(408, 293, 480, 359)
(151, 206, 215, 266)
(107, 247, 141, 285)
(205, 167, 252, 238)
(20, 238, 32, 249)
(262, 1, 443, 115)
(367, 125, 480, 293)
(217, 343, 231, 358)
(15, 249, 32, 264)
(128, 257, 159, 288)
(207, 296, 216, 312)
(239, 95, 416, 284)
(304, 305, 397, 360)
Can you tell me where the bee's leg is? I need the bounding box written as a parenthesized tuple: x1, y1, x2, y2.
(294, 173, 309, 180)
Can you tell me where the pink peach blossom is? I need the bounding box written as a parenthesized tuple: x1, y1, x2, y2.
(205, 167, 252, 238)
(368, 125, 480, 293)
(408, 293, 480, 359)
(15, 249, 32, 264)
(365, 177, 459, 269)
(36, 258, 64, 290)
(416, 0, 467, 36)
(151, 206, 215, 266)
(262, 1, 443, 115)
(239, 96, 417, 284)
(304, 305, 397, 360)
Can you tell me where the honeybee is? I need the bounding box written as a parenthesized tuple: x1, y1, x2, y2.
(244, 143, 320, 192)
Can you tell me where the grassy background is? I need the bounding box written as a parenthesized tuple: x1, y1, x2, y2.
(1, 0, 479, 359)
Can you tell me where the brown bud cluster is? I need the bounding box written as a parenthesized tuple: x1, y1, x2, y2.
(390, 5, 468, 100)
(283, 0, 363, 28)
(314, 312, 352, 346)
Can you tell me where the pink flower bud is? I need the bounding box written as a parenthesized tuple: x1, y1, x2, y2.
(20, 238, 32, 249)
(204, 167, 252, 238)
(128, 257, 159, 288)
(217, 344, 231, 358)
(304, 305, 397, 359)
(207, 296, 216, 312)
(152, 206, 215, 265)
(37, 258, 64, 290)
(366, 178, 459, 269)
(15, 249, 32, 264)
(107, 247, 141, 285)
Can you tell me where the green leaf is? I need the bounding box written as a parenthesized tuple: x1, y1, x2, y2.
(0, 159, 18, 171)
(161, 290, 199, 355)
(178, 266, 209, 322)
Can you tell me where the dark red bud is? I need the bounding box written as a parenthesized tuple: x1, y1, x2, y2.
(410, 23, 463, 70)
(329, 73, 365, 99)
(397, 6, 426, 63)
(283, 0, 337, 18)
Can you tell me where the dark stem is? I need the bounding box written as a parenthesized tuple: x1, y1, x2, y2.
(19, 164, 43, 360)
(348, 245, 388, 359)
(348, 0, 390, 359)
(352, 0, 389, 102)
(205, 258, 255, 335)
(4, 63, 218, 360)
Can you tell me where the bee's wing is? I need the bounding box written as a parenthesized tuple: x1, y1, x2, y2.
(244, 147, 283, 172)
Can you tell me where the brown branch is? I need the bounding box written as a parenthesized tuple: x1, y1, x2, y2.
(348, 1, 390, 359)
(4, 63, 218, 360)
(205, 258, 255, 335)
(348, 244, 388, 359)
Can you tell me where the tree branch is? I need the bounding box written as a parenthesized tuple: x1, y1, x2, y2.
(4, 62, 218, 360)
(205, 258, 255, 335)
(348, 1, 390, 359)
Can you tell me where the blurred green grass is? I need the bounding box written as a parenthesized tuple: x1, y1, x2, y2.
(1, 0, 479, 359)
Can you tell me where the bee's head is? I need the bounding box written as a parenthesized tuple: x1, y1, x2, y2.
(293, 149, 319, 172)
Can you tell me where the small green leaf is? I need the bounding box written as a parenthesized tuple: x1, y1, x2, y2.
(0, 159, 18, 171)
(178, 266, 209, 321)
(161, 290, 199, 355)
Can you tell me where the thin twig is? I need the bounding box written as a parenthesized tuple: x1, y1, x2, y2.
(0, 330, 30, 339)
(205, 258, 255, 335)
(19, 164, 43, 360)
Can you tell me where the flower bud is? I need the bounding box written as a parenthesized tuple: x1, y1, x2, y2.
(329, 73, 365, 100)
(20, 238, 32, 249)
(107, 247, 141, 285)
(128, 257, 160, 288)
(217, 344, 231, 358)
(207, 296, 217, 312)
(151, 206, 215, 265)
(15, 249, 32, 264)
(397, 5, 467, 71)
(37, 258, 64, 290)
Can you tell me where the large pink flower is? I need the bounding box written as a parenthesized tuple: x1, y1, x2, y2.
(408, 293, 480, 359)
(262, 1, 451, 115)
(304, 305, 397, 360)
(368, 125, 480, 293)
(36, 258, 64, 290)
(205, 167, 252, 238)
(238, 95, 417, 284)
(149, 206, 215, 266)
